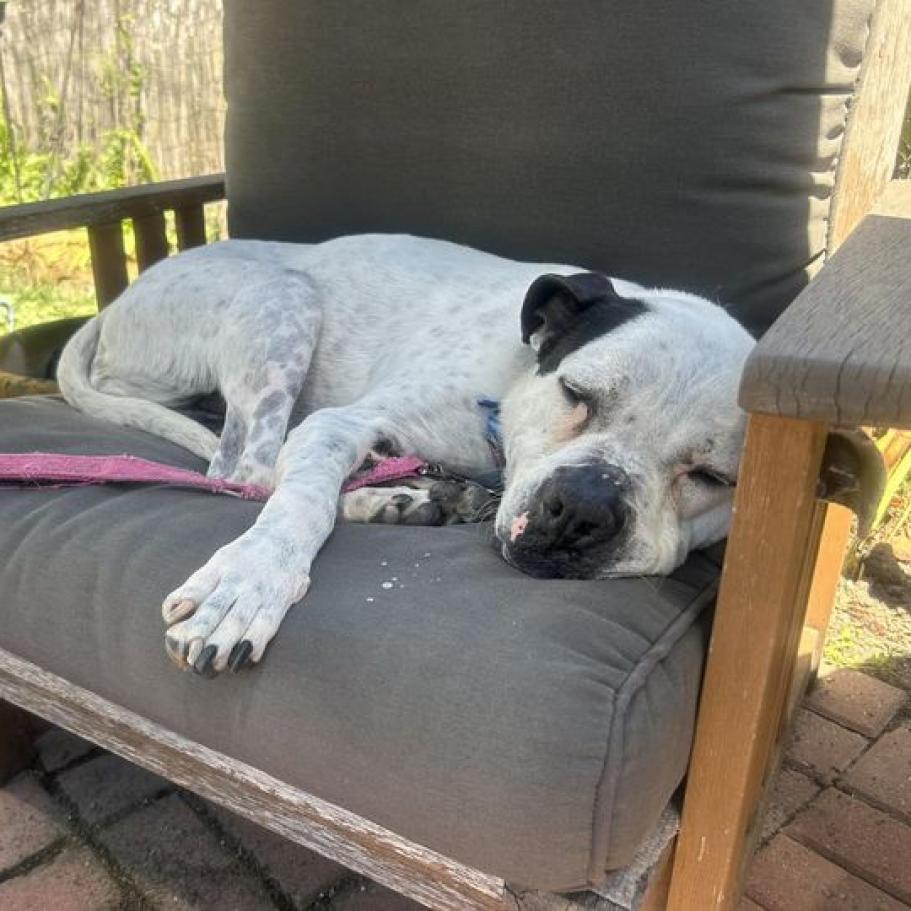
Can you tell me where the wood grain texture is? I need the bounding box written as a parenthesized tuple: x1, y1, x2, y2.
(87, 222, 129, 309)
(0, 174, 225, 242)
(0, 647, 645, 911)
(878, 428, 911, 474)
(784, 500, 834, 701)
(731, 622, 821, 908)
(0, 647, 649, 911)
(0, 699, 37, 784)
(804, 504, 853, 641)
(739, 215, 911, 428)
(874, 429, 911, 527)
(828, 0, 911, 250)
(0, 647, 508, 910)
(638, 841, 674, 911)
(873, 179, 911, 219)
(175, 204, 207, 250)
(133, 212, 170, 272)
(668, 416, 828, 911)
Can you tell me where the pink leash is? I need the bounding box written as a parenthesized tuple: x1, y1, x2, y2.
(0, 452, 428, 502)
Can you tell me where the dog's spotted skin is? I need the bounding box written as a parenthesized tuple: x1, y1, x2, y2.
(58, 234, 756, 676)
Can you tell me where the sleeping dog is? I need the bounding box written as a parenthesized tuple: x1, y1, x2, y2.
(58, 234, 759, 675)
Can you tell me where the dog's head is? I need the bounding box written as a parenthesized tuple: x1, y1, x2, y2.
(496, 272, 755, 578)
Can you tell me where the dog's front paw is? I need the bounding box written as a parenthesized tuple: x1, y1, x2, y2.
(161, 533, 309, 676)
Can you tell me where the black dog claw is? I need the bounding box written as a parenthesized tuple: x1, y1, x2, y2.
(193, 644, 219, 677)
(229, 640, 254, 673)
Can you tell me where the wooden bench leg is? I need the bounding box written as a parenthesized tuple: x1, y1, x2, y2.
(640, 840, 675, 911)
(666, 415, 829, 911)
(804, 503, 853, 675)
(0, 699, 38, 784)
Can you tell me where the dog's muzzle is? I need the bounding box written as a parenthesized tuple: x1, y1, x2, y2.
(502, 463, 632, 578)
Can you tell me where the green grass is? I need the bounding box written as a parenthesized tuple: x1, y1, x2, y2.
(0, 274, 96, 332)
(0, 231, 99, 335)
(0, 206, 226, 337)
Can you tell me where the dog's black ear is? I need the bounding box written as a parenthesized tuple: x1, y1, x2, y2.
(818, 429, 887, 537)
(521, 273, 619, 345)
(520, 273, 648, 373)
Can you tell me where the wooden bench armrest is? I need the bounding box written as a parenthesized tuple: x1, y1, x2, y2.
(0, 174, 225, 242)
(739, 214, 911, 429)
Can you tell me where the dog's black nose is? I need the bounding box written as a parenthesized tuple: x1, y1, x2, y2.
(533, 464, 629, 550)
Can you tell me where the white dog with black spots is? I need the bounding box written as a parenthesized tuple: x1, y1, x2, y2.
(58, 234, 756, 676)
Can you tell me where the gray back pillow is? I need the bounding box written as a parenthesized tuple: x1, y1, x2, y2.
(223, 0, 874, 336)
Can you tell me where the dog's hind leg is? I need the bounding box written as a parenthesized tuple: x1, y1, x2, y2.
(210, 367, 306, 489)
(206, 404, 247, 480)
(207, 272, 320, 488)
(340, 478, 499, 525)
(236, 375, 306, 487)
(340, 485, 445, 525)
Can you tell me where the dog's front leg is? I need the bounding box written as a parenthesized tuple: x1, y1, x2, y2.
(161, 406, 383, 676)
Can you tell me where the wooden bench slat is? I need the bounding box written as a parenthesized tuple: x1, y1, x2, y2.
(87, 222, 129, 309)
(0, 647, 509, 911)
(174, 204, 207, 250)
(134, 212, 170, 272)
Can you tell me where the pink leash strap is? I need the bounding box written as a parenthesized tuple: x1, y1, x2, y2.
(0, 452, 428, 501)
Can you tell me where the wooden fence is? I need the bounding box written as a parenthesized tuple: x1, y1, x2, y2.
(0, 0, 224, 183)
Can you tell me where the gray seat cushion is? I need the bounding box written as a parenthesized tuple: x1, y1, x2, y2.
(0, 397, 718, 890)
(224, 0, 873, 337)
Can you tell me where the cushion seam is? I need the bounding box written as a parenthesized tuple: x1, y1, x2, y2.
(586, 563, 720, 884)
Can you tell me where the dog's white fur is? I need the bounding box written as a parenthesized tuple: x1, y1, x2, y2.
(58, 234, 754, 674)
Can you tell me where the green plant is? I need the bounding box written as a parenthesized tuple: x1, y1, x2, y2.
(0, 11, 165, 336)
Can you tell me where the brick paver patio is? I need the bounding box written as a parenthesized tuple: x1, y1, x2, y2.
(743, 666, 910, 911)
(0, 663, 907, 909)
(0, 727, 421, 910)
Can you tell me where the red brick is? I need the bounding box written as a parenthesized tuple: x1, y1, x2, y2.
(843, 726, 911, 823)
(806, 666, 907, 738)
(760, 767, 819, 842)
(0, 846, 120, 910)
(785, 709, 868, 783)
(98, 793, 274, 909)
(203, 800, 346, 907)
(58, 752, 168, 823)
(331, 880, 424, 911)
(0, 772, 65, 871)
(36, 727, 95, 773)
(746, 834, 905, 910)
(786, 788, 911, 904)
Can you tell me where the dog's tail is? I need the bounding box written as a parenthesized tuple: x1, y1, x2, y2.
(56, 318, 219, 461)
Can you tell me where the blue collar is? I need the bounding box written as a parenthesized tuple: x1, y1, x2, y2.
(477, 398, 504, 467)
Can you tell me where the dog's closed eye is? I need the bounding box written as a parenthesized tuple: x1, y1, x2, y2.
(558, 377, 589, 407)
(687, 467, 736, 488)
(557, 378, 593, 435)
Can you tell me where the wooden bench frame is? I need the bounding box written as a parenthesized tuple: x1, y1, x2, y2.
(1, 2, 910, 906)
